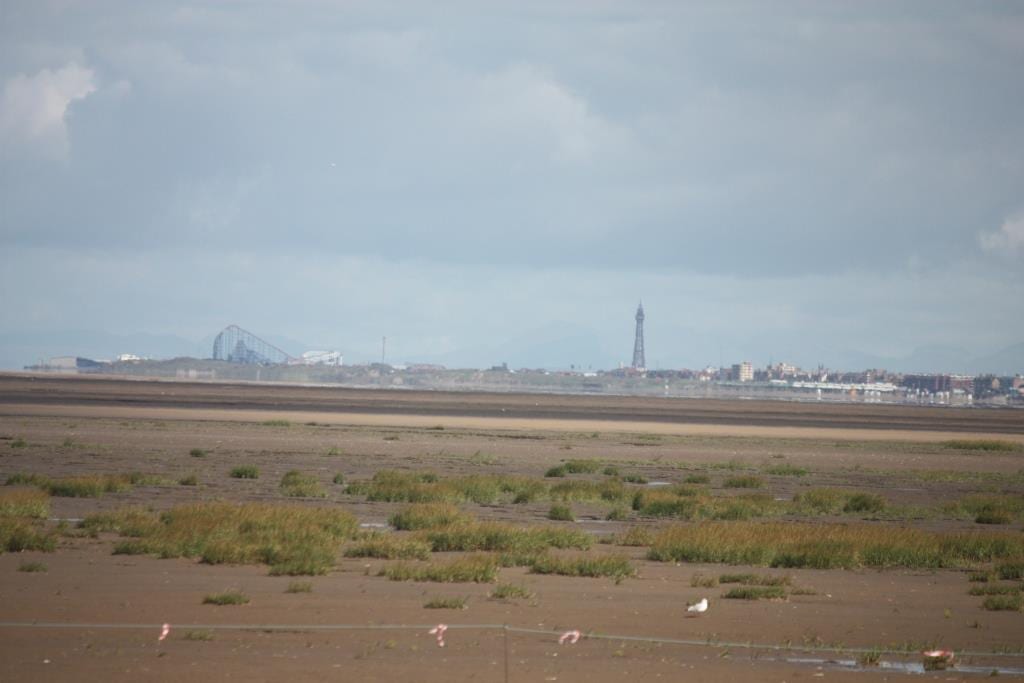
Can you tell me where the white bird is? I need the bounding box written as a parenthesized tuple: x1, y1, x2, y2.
(687, 597, 708, 614)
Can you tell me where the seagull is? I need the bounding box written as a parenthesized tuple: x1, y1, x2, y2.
(687, 597, 708, 614)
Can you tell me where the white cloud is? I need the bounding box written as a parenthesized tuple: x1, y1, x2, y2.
(980, 212, 1024, 254)
(0, 62, 96, 159)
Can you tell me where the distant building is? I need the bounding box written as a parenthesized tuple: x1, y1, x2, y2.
(731, 361, 753, 382)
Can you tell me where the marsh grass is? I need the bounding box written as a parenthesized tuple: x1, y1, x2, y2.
(18, 560, 47, 572)
(423, 596, 468, 609)
(380, 554, 498, 583)
(389, 503, 473, 531)
(997, 562, 1024, 580)
(563, 459, 602, 474)
(230, 466, 259, 479)
(723, 475, 764, 489)
(722, 586, 787, 600)
(183, 630, 215, 641)
(422, 522, 591, 554)
(0, 489, 49, 518)
(529, 554, 635, 582)
(344, 536, 431, 560)
(280, 470, 324, 498)
(605, 507, 629, 521)
(332, 473, 345, 485)
(614, 526, 653, 547)
(203, 591, 249, 605)
(691, 573, 718, 588)
(943, 439, 1020, 452)
(843, 493, 886, 514)
(968, 584, 1020, 596)
(82, 502, 357, 575)
(547, 504, 574, 521)
(683, 474, 710, 484)
(946, 495, 1024, 525)
(261, 419, 291, 427)
(490, 583, 534, 600)
(648, 522, 1024, 569)
(189, 448, 207, 458)
(285, 581, 313, 593)
(10, 437, 27, 448)
(178, 474, 198, 486)
(765, 464, 808, 477)
(0, 518, 56, 552)
(719, 573, 791, 586)
(982, 594, 1023, 611)
(545, 466, 567, 478)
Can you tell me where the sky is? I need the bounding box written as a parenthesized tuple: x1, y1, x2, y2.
(1, 1, 1022, 372)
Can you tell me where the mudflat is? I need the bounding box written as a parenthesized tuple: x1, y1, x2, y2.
(1, 375, 1023, 682)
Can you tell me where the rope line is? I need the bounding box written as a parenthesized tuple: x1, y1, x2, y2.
(1, 621, 1022, 659)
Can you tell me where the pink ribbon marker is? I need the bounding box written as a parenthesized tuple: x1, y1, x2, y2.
(428, 624, 448, 648)
(558, 630, 581, 645)
(158, 623, 170, 642)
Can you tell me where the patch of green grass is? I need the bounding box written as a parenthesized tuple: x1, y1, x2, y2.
(178, 474, 198, 486)
(723, 475, 763, 489)
(0, 489, 50, 519)
(10, 437, 27, 449)
(82, 502, 357, 575)
(490, 583, 534, 600)
(261, 419, 291, 427)
(280, 470, 324, 498)
(189, 448, 207, 458)
(545, 465, 567, 478)
(719, 573, 790, 586)
(683, 474, 710, 484)
(5, 473, 49, 487)
(622, 474, 648, 484)
(691, 573, 718, 588)
(602, 466, 620, 476)
(47, 474, 135, 498)
(344, 536, 432, 560)
(18, 560, 47, 572)
(765, 464, 808, 477)
(605, 507, 629, 521)
(326, 447, 343, 456)
(996, 561, 1024, 580)
(183, 630, 215, 641)
(423, 596, 468, 609)
(563, 459, 602, 474)
(843, 493, 886, 514)
(549, 479, 626, 504)
(968, 584, 1020, 596)
(790, 488, 850, 515)
(230, 465, 259, 479)
(943, 439, 1020, 452)
(982, 594, 1023, 611)
(285, 581, 313, 593)
(648, 521, 1024, 570)
(203, 591, 249, 606)
(722, 585, 787, 600)
(0, 518, 56, 552)
(614, 526, 653, 547)
(380, 554, 499, 583)
(547, 504, 574, 521)
(423, 522, 591, 554)
(389, 503, 474, 531)
(529, 554, 635, 582)
(332, 473, 345, 485)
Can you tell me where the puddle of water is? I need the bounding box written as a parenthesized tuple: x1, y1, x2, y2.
(646, 481, 671, 487)
(358, 522, 388, 529)
(781, 656, 1024, 677)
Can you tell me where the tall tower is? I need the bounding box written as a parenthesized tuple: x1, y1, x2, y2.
(632, 302, 646, 370)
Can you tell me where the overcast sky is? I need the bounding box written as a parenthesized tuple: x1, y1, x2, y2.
(1, 1, 1022, 371)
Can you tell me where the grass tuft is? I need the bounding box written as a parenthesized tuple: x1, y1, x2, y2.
(83, 502, 356, 575)
(982, 594, 1023, 611)
(203, 591, 249, 606)
(530, 554, 635, 582)
(722, 585, 787, 600)
(0, 489, 50, 519)
(189, 448, 207, 458)
(719, 573, 791, 586)
(765, 464, 808, 477)
(423, 596, 468, 609)
(230, 465, 259, 479)
(178, 474, 198, 486)
(280, 470, 324, 498)
(18, 560, 47, 572)
(943, 439, 1020, 452)
(490, 583, 534, 600)
(548, 504, 574, 521)
(183, 630, 215, 641)
(285, 581, 313, 593)
(380, 554, 499, 583)
(389, 503, 473, 531)
(344, 536, 431, 560)
(723, 475, 763, 489)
